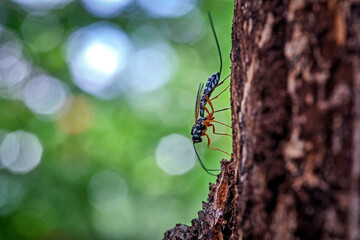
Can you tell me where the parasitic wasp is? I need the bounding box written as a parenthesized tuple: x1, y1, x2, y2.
(191, 12, 232, 176)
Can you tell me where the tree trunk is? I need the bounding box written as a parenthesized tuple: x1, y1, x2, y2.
(164, 0, 360, 239)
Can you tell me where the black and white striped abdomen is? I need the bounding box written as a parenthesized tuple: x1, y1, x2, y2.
(200, 72, 220, 117)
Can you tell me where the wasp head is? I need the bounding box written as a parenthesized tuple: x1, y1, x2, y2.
(191, 119, 205, 143)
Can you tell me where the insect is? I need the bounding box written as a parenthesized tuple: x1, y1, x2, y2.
(191, 12, 232, 176)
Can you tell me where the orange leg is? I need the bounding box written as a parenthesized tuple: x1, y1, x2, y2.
(202, 96, 215, 118)
(208, 120, 232, 128)
(202, 83, 230, 114)
(204, 133, 232, 157)
(203, 104, 212, 116)
(206, 96, 215, 115)
(208, 123, 231, 137)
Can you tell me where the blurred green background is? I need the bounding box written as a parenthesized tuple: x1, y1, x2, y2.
(0, 0, 234, 239)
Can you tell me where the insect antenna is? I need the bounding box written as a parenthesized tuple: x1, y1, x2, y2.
(193, 143, 219, 176)
(208, 12, 222, 75)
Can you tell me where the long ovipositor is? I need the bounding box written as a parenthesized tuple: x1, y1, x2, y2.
(198, 12, 222, 118)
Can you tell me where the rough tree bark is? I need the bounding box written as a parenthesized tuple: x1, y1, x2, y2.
(164, 0, 360, 239)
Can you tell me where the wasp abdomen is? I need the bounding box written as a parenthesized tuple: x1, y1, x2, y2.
(200, 72, 220, 117)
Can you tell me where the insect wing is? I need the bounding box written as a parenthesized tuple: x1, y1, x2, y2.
(195, 83, 204, 122)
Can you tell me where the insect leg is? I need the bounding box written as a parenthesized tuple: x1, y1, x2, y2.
(210, 83, 230, 102)
(214, 107, 231, 113)
(209, 120, 232, 128)
(205, 96, 215, 115)
(204, 133, 232, 157)
(203, 104, 212, 116)
(202, 82, 230, 111)
(208, 123, 232, 137)
(217, 74, 230, 87)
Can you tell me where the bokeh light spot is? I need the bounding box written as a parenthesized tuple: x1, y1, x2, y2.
(138, 0, 196, 18)
(88, 170, 128, 212)
(0, 132, 19, 167)
(0, 130, 7, 169)
(0, 28, 31, 100)
(0, 131, 43, 174)
(84, 42, 119, 75)
(67, 22, 132, 97)
(10, 0, 73, 13)
(155, 134, 195, 175)
(82, 0, 133, 18)
(23, 74, 67, 115)
(127, 41, 177, 93)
